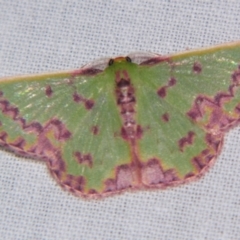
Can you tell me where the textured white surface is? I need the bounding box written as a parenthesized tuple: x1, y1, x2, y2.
(0, 1, 240, 239)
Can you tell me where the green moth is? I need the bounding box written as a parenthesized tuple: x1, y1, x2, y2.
(1, 41, 240, 198)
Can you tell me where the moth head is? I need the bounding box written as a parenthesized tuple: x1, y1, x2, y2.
(108, 56, 132, 66)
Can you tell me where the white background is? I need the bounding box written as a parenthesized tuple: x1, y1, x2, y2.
(0, 1, 240, 239)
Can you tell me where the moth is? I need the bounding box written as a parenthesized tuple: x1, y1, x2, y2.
(1, 41, 240, 198)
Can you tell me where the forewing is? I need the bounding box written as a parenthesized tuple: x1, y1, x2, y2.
(0, 70, 131, 196)
(134, 43, 240, 184)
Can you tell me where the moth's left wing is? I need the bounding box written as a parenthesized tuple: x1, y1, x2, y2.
(0, 65, 132, 197)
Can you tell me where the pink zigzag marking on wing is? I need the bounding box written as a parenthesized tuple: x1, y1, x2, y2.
(0, 93, 72, 154)
(187, 66, 240, 133)
(183, 66, 240, 177)
(187, 95, 232, 129)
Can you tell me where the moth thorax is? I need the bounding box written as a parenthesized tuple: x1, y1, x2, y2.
(116, 75, 137, 139)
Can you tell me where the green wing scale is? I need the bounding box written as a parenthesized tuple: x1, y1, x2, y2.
(1, 41, 240, 198)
